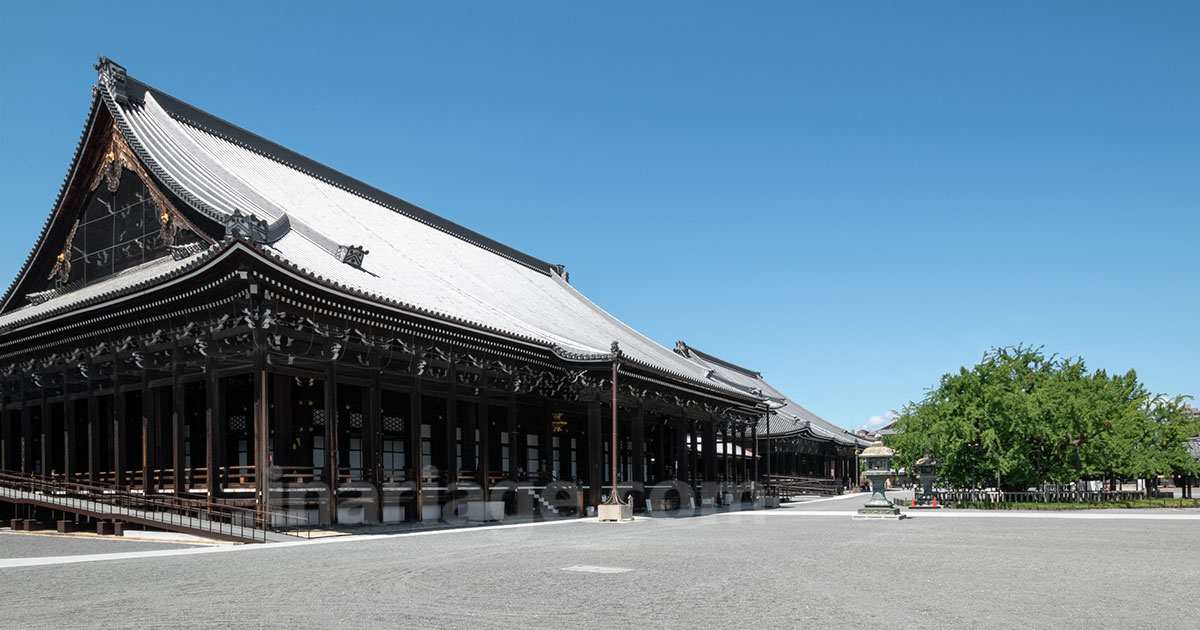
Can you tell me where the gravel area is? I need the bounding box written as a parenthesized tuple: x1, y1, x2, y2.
(1, 500, 1196, 629)
(0, 530, 200, 559)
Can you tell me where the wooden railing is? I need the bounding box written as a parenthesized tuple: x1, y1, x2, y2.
(764, 474, 842, 498)
(0, 469, 308, 542)
(274, 466, 325, 485)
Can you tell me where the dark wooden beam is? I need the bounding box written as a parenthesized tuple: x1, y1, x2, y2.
(477, 384, 490, 496)
(323, 361, 339, 524)
(273, 374, 293, 468)
(87, 371, 99, 482)
(751, 423, 758, 482)
(112, 363, 126, 488)
(703, 415, 717, 486)
(173, 348, 186, 493)
(408, 372, 423, 522)
(39, 375, 50, 477)
(587, 399, 601, 506)
(632, 402, 645, 486)
(62, 369, 75, 481)
(141, 367, 154, 491)
(1, 375, 9, 471)
(253, 328, 270, 524)
(366, 352, 383, 524)
(445, 363, 458, 485)
(539, 401, 552, 482)
(204, 354, 222, 496)
(507, 394, 519, 482)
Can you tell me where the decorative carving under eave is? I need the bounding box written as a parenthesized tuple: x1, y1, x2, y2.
(47, 220, 80, 287)
(86, 123, 211, 250)
(93, 150, 127, 193)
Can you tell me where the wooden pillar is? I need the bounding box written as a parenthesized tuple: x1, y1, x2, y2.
(408, 373, 423, 521)
(751, 423, 758, 482)
(737, 425, 747, 483)
(141, 367, 154, 491)
(587, 399, 602, 505)
(323, 361, 339, 523)
(20, 381, 32, 474)
(87, 370, 99, 482)
(40, 373, 51, 476)
(539, 402, 552, 482)
(703, 416, 716, 485)
(204, 355, 222, 496)
(461, 386, 477, 478)
(715, 422, 724, 482)
(173, 349, 186, 492)
(1, 375, 9, 472)
(477, 384, 490, 495)
(507, 394, 519, 481)
(112, 363, 126, 488)
(273, 374, 293, 468)
(687, 420, 698, 486)
(653, 418, 665, 483)
(445, 364, 458, 485)
(365, 358, 382, 523)
(253, 328, 270, 522)
(673, 417, 686, 481)
(632, 402, 645, 486)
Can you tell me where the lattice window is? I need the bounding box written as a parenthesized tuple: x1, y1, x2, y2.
(64, 170, 198, 288)
(349, 412, 363, 429)
(313, 410, 325, 427)
(228, 415, 247, 432)
(383, 415, 405, 433)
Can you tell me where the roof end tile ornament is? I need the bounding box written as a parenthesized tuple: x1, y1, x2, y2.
(223, 208, 270, 244)
(335, 245, 369, 269)
(94, 57, 129, 105)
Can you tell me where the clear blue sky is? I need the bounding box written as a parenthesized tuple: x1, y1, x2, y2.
(2, 2, 1197, 431)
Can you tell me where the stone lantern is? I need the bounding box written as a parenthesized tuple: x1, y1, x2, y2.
(856, 440, 903, 519)
(912, 453, 940, 508)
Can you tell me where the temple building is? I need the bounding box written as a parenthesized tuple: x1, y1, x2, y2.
(0, 59, 860, 537)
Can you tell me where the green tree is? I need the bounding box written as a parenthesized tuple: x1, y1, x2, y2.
(887, 345, 1198, 490)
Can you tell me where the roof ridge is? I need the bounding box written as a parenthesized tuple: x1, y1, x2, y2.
(118, 73, 558, 276)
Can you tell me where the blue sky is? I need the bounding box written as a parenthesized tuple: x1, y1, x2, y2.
(2, 2, 1197, 431)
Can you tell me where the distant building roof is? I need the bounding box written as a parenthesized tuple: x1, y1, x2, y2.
(673, 342, 871, 448)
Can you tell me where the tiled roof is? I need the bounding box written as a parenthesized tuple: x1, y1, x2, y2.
(1, 59, 760, 402)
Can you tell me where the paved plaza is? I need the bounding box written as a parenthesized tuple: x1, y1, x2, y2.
(2, 492, 1197, 629)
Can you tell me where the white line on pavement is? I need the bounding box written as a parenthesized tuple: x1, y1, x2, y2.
(0, 518, 588, 570)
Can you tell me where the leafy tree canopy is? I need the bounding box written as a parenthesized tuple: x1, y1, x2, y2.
(886, 345, 1198, 491)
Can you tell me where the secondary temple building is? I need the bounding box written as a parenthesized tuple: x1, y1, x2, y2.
(0, 59, 863, 532)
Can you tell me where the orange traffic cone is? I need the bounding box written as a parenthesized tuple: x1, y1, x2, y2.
(933, 496, 938, 507)
(911, 497, 915, 507)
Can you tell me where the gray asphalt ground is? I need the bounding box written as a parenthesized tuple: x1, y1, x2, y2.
(0, 530, 199, 559)
(2, 491, 1197, 629)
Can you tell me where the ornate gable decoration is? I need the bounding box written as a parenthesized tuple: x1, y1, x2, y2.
(31, 123, 213, 303)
